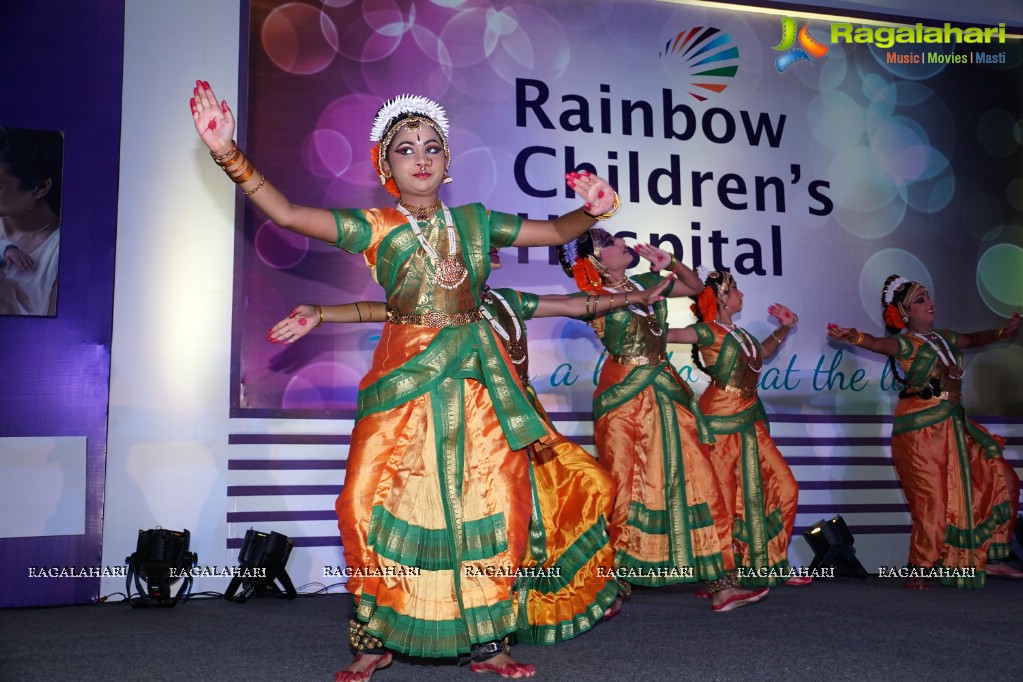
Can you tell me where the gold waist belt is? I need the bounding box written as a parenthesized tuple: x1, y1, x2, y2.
(387, 308, 484, 328)
(610, 353, 666, 366)
(712, 380, 757, 400)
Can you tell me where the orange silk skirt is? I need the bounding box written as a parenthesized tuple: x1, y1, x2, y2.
(336, 375, 532, 657)
(516, 435, 621, 644)
(699, 387, 797, 587)
(594, 362, 728, 586)
(891, 402, 1016, 587)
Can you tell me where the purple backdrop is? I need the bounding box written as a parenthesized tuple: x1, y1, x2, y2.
(0, 1, 123, 607)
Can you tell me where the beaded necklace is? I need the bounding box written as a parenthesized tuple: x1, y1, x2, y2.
(397, 203, 467, 290)
(481, 290, 526, 365)
(715, 321, 761, 373)
(910, 331, 963, 379)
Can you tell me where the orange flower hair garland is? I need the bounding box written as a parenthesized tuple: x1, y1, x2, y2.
(370, 143, 401, 198)
(883, 304, 906, 330)
(572, 257, 607, 294)
(690, 286, 718, 323)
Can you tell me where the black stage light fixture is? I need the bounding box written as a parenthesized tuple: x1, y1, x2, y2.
(225, 528, 297, 602)
(125, 527, 198, 607)
(802, 515, 868, 578)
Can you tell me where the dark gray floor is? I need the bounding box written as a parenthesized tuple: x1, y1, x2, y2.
(2, 577, 1022, 681)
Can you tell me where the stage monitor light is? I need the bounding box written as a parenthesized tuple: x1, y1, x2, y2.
(125, 527, 198, 607)
(803, 515, 868, 579)
(225, 528, 297, 602)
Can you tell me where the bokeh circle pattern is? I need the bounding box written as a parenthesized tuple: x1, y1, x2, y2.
(281, 359, 363, 410)
(315, 94, 391, 190)
(870, 120, 930, 184)
(976, 243, 1023, 316)
(827, 147, 900, 238)
(262, 3, 338, 75)
(302, 128, 353, 179)
(808, 90, 865, 152)
(334, 3, 403, 63)
(487, 5, 571, 85)
(816, 47, 848, 92)
(960, 192, 1005, 242)
(859, 250, 933, 322)
(977, 109, 1020, 158)
(254, 219, 309, 270)
(1007, 178, 1023, 211)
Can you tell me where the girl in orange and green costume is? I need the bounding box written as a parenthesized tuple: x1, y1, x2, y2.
(828, 274, 1021, 589)
(557, 230, 769, 613)
(191, 82, 620, 679)
(667, 265, 804, 589)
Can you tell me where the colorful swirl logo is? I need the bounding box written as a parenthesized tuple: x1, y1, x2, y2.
(772, 17, 829, 72)
(661, 27, 739, 101)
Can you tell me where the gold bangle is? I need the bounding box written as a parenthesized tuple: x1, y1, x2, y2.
(211, 143, 238, 162)
(242, 173, 265, 196)
(666, 254, 676, 272)
(354, 302, 364, 323)
(220, 153, 246, 171)
(770, 329, 784, 344)
(217, 153, 243, 170)
(996, 326, 1011, 341)
(223, 156, 249, 177)
(585, 192, 621, 221)
(313, 305, 323, 328)
(624, 291, 629, 306)
(849, 330, 865, 345)
(609, 293, 615, 309)
(227, 159, 256, 184)
(224, 157, 249, 176)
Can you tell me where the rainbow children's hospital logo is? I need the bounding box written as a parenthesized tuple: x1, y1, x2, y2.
(772, 17, 829, 72)
(660, 27, 740, 101)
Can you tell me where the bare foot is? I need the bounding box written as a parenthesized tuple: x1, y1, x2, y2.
(335, 651, 393, 682)
(470, 652, 536, 678)
(711, 586, 769, 612)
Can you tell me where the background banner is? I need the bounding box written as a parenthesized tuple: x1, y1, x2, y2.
(234, 0, 1022, 421)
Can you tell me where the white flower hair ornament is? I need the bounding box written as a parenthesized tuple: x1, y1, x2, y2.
(370, 94, 453, 193)
(883, 276, 909, 305)
(696, 265, 711, 282)
(370, 94, 450, 142)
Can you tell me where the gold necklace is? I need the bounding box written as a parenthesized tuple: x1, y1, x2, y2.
(396, 203, 468, 290)
(604, 274, 630, 290)
(398, 198, 442, 220)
